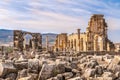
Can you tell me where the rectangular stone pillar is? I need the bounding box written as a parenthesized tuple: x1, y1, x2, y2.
(100, 40, 104, 51)
(77, 29, 81, 52)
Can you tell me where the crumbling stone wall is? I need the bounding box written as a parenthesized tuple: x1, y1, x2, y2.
(87, 14, 108, 51)
(14, 30, 42, 52)
(54, 33, 67, 51)
(54, 14, 115, 52)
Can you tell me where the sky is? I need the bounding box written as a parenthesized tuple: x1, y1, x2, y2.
(0, 0, 120, 43)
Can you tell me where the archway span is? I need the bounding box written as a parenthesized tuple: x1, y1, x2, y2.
(13, 30, 42, 52)
(23, 34, 33, 50)
(94, 35, 102, 51)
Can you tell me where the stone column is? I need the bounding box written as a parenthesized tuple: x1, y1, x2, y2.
(103, 37, 107, 51)
(68, 40, 70, 51)
(94, 36, 97, 51)
(100, 37, 104, 51)
(77, 29, 81, 52)
(69, 40, 71, 51)
(61, 39, 63, 51)
(71, 40, 73, 49)
(32, 38, 35, 51)
(94, 38, 96, 51)
(74, 39, 76, 51)
(46, 36, 49, 51)
(80, 38, 83, 51)
(58, 36, 60, 50)
(23, 38, 26, 50)
(107, 42, 110, 51)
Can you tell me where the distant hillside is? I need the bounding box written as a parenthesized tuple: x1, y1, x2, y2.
(0, 29, 57, 46)
(0, 29, 13, 43)
(42, 33, 57, 46)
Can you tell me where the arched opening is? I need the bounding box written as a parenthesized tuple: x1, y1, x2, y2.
(98, 36, 102, 51)
(23, 34, 33, 51)
(94, 35, 102, 51)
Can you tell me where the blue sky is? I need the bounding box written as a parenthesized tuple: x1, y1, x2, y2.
(0, 0, 120, 43)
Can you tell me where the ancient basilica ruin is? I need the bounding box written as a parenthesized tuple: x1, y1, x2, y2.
(0, 14, 120, 80)
(13, 14, 115, 52)
(54, 14, 115, 52)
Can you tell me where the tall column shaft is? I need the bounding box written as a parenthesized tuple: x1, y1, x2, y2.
(77, 29, 81, 52)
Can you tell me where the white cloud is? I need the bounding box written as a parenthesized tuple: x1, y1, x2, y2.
(0, 10, 87, 33)
(0, 0, 120, 33)
(106, 17, 120, 30)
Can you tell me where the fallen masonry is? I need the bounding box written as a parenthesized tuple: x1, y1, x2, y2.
(0, 51, 120, 80)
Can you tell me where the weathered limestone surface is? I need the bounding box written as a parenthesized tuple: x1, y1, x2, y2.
(17, 69, 28, 79)
(108, 56, 120, 71)
(68, 77, 81, 80)
(54, 14, 115, 52)
(0, 50, 120, 80)
(0, 62, 16, 77)
(28, 59, 40, 73)
(0, 14, 119, 80)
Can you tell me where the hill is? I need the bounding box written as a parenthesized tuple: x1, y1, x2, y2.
(0, 29, 13, 43)
(0, 29, 57, 46)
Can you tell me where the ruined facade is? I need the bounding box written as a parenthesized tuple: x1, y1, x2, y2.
(54, 33, 67, 51)
(14, 30, 42, 52)
(54, 14, 115, 52)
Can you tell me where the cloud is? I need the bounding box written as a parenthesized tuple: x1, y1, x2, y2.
(0, 10, 87, 33)
(0, 0, 120, 42)
(106, 17, 120, 30)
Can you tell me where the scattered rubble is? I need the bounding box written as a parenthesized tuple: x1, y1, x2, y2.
(0, 51, 120, 80)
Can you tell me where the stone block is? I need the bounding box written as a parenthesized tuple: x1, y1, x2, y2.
(40, 63, 56, 80)
(102, 72, 116, 80)
(87, 60, 98, 68)
(28, 59, 40, 73)
(14, 62, 28, 70)
(84, 68, 96, 77)
(18, 77, 31, 80)
(0, 62, 16, 77)
(95, 66, 103, 75)
(68, 77, 82, 80)
(5, 73, 17, 80)
(108, 56, 120, 71)
(63, 72, 73, 79)
(17, 69, 28, 79)
(72, 69, 80, 76)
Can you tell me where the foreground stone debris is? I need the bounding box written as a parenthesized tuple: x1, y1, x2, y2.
(0, 61, 16, 77)
(0, 51, 120, 80)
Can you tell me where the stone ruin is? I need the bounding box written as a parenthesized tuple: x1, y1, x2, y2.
(13, 30, 42, 52)
(0, 49, 120, 80)
(54, 14, 115, 52)
(0, 14, 119, 80)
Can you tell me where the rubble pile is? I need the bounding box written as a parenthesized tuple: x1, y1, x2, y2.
(0, 52, 120, 80)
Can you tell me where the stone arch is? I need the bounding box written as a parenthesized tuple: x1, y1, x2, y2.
(94, 35, 103, 51)
(98, 36, 103, 51)
(94, 35, 98, 51)
(23, 34, 33, 50)
(14, 30, 42, 52)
